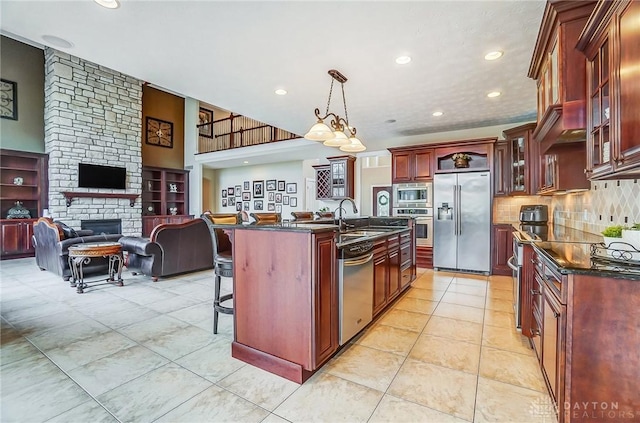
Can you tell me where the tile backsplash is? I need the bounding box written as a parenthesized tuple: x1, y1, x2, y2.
(493, 179, 639, 236)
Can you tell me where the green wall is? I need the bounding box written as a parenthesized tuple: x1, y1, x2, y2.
(0, 36, 45, 153)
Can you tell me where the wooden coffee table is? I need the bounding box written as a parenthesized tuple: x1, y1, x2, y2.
(68, 242, 124, 294)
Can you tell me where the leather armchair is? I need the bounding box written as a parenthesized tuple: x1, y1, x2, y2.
(119, 218, 213, 281)
(32, 217, 122, 282)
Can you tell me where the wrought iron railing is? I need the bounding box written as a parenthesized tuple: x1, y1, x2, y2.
(197, 113, 301, 153)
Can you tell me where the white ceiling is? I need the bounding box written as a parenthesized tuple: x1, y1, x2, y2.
(1, 0, 546, 167)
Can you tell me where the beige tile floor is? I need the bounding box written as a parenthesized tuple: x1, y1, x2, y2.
(1, 258, 554, 422)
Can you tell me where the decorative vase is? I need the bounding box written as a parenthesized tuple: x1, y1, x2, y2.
(454, 158, 470, 168)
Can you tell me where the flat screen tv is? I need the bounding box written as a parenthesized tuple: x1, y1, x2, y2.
(78, 163, 127, 190)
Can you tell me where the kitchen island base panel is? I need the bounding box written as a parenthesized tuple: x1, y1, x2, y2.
(232, 341, 313, 384)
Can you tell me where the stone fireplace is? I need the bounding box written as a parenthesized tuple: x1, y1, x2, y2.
(43, 48, 143, 236)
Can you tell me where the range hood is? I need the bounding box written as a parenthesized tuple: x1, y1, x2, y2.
(532, 103, 587, 155)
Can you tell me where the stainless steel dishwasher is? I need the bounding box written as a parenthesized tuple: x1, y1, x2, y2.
(338, 240, 374, 345)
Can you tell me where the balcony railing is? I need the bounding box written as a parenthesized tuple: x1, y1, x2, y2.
(197, 113, 301, 154)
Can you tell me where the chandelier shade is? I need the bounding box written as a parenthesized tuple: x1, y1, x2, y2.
(304, 120, 335, 141)
(339, 136, 366, 152)
(304, 69, 365, 152)
(323, 130, 350, 147)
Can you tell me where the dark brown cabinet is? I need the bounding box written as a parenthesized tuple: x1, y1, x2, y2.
(312, 155, 355, 200)
(491, 224, 514, 276)
(232, 228, 338, 384)
(523, 246, 640, 422)
(141, 166, 191, 236)
(0, 149, 48, 259)
(528, 1, 596, 154)
(493, 141, 509, 196)
(388, 147, 433, 183)
(373, 231, 412, 317)
(0, 219, 36, 259)
(578, 0, 640, 179)
(538, 146, 590, 194)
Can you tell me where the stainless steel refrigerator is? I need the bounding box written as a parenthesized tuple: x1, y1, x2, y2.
(433, 172, 491, 273)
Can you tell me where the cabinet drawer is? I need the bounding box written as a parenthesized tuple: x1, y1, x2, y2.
(532, 273, 544, 317)
(400, 244, 411, 264)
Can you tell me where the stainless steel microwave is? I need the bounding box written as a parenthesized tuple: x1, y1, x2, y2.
(393, 182, 433, 208)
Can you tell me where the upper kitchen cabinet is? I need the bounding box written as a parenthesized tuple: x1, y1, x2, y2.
(577, 0, 640, 179)
(313, 155, 355, 200)
(388, 147, 433, 183)
(528, 1, 597, 155)
(496, 123, 539, 196)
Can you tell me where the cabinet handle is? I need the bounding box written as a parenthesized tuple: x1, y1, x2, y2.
(553, 311, 560, 318)
(531, 329, 540, 336)
(531, 259, 536, 264)
(530, 289, 540, 295)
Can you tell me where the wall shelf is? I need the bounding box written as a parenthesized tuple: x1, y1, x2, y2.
(61, 191, 139, 207)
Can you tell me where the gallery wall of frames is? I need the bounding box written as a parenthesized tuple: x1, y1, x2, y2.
(220, 179, 298, 213)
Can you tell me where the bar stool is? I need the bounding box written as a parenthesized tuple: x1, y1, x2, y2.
(201, 212, 240, 334)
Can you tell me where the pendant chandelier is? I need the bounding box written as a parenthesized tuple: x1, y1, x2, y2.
(304, 69, 366, 152)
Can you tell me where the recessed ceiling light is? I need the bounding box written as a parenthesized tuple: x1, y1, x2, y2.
(395, 56, 411, 65)
(275, 89, 287, 96)
(243, 161, 249, 164)
(484, 51, 503, 61)
(487, 91, 501, 98)
(41, 35, 74, 49)
(432, 111, 444, 117)
(94, 0, 120, 8)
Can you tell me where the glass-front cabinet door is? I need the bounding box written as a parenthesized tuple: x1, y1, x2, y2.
(511, 136, 526, 194)
(331, 161, 346, 198)
(587, 40, 611, 175)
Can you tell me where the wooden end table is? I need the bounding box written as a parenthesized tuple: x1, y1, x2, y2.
(68, 242, 124, 294)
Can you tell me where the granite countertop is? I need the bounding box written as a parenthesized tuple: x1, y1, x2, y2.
(513, 223, 604, 244)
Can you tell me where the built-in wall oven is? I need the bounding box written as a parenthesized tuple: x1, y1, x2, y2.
(393, 182, 433, 247)
(393, 208, 433, 247)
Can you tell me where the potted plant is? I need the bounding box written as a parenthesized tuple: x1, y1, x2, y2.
(602, 225, 624, 247)
(622, 223, 640, 254)
(452, 153, 471, 168)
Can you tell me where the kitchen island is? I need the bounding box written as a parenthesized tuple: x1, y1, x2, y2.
(230, 217, 415, 383)
(514, 225, 640, 422)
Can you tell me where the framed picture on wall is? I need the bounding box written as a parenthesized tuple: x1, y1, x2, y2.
(0, 79, 18, 120)
(283, 196, 289, 205)
(286, 183, 297, 194)
(277, 180, 285, 191)
(222, 198, 227, 207)
(253, 180, 264, 198)
(146, 116, 173, 148)
(267, 203, 275, 211)
(268, 192, 275, 201)
(236, 202, 242, 211)
(198, 107, 213, 138)
(290, 197, 297, 207)
(228, 197, 235, 206)
(275, 193, 282, 203)
(266, 180, 276, 191)
(243, 202, 250, 211)
(254, 200, 263, 210)
(235, 185, 241, 195)
(242, 192, 251, 201)
(228, 187, 234, 196)
(222, 189, 227, 198)
(275, 204, 282, 213)
(244, 181, 250, 191)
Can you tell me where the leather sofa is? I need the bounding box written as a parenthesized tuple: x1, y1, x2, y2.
(32, 217, 123, 282)
(119, 218, 213, 281)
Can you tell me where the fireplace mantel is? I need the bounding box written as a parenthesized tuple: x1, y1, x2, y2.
(61, 191, 139, 207)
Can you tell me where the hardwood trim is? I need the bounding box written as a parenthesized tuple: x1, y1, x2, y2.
(61, 191, 139, 207)
(231, 341, 312, 384)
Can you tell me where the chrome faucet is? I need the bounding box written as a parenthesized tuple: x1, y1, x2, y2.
(336, 198, 358, 231)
